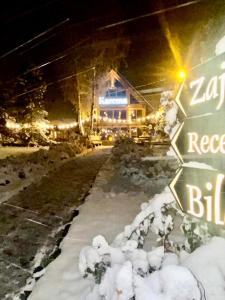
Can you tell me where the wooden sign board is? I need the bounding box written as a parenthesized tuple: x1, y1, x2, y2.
(177, 52, 225, 117)
(172, 110, 225, 170)
(170, 166, 225, 225)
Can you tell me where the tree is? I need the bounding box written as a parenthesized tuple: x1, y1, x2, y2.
(12, 67, 47, 122)
(0, 66, 49, 145)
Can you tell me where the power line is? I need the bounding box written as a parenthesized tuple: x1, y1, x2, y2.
(1, 1, 201, 99)
(23, 37, 90, 74)
(0, 18, 70, 60)
(135, 79, 166, 89)
(13, 67, 95, 99)
(6, 37, 90, 83)
(8, 36, 129, 83)
(2, 1, 200, 79)
(26, 53, 69, 73)
(18, 33, 57, 55)
(98, 0, 203, 30)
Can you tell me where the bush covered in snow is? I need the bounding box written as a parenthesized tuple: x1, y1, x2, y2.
(159, 90, 180, 157)
(120, 155, 178, 183)
(112, 137, 140, 162)
(111, 136, 178, 191)
(48, 141, 84, 160)
(78, 188, 211, 300)
(0, 122, 51, 147)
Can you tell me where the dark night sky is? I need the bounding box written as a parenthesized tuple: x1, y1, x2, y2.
(0, 0, 224, 119)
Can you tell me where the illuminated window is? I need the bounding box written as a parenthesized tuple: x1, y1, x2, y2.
(121, 110, 127, 119)
(131, 110, 137, 120)
(114, 110, 127, 119)
(117, 90, 126, 97)
(100, 110, 113, 118)
(137, 110, 143, 118)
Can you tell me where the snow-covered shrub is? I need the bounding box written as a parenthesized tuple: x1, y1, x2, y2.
(48, 141, 84, 160)
(78, 188, 203, 299)
(181, 215, 212, 252)
(112, 137, 140, 162)
(159, 90, 180, 157)
(119, 157, 178, 192)
(134, 264, 201, 300)
(18, 126, 50, 146)
(79, 188, 225, 300)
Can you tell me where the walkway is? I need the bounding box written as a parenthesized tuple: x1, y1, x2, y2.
(0, 148, 110, 300)
(28, 156, 164, 300)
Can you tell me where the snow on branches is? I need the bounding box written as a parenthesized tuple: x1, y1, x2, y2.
(78, 188, 205, 300)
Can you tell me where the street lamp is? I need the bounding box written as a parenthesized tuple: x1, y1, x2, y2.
(177, 69, 186, 81)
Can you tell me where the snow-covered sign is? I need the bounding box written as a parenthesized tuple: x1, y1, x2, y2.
(176, 52, 225, 117)
(170, 51, 225, 225)
(170, 166, 225, 226)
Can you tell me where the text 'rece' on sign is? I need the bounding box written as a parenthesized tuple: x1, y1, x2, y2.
(172, 111, 225, 171)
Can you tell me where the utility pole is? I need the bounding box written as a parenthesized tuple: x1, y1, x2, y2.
(77, 91, 84, 135)
(73, 59, 84, 135)
(90, 67, 96, 133)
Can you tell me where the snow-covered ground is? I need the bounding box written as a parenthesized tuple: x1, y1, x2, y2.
(27, 156, 225, 300)
(0, 145, 96, 204)
(0, 146, 46, 160)
(28, 158, 150, 300)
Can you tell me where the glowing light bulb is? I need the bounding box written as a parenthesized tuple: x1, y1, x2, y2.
(177, 70, 186, 81)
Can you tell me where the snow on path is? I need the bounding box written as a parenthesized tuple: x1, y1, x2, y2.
(28, 159, 148, 300)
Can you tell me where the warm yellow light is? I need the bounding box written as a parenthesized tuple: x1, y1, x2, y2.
(177, 70, 186, 80)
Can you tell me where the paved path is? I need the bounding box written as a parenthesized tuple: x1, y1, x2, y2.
(28, 157, 163, 300)
(0, 148, 110, 300)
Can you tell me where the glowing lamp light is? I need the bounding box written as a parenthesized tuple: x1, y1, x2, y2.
(177, 69, 187, 81)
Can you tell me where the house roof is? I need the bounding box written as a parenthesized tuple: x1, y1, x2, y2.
(107, 69, 155, 111)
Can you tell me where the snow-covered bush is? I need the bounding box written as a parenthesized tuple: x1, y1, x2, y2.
(181, 215, 212, 252)
(48, 141, 84, 160)
(78, 188, 205, 300)
(112, 137, 140, 162)
(18, 126, 49, 146)
(159, 90, 180, 157)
